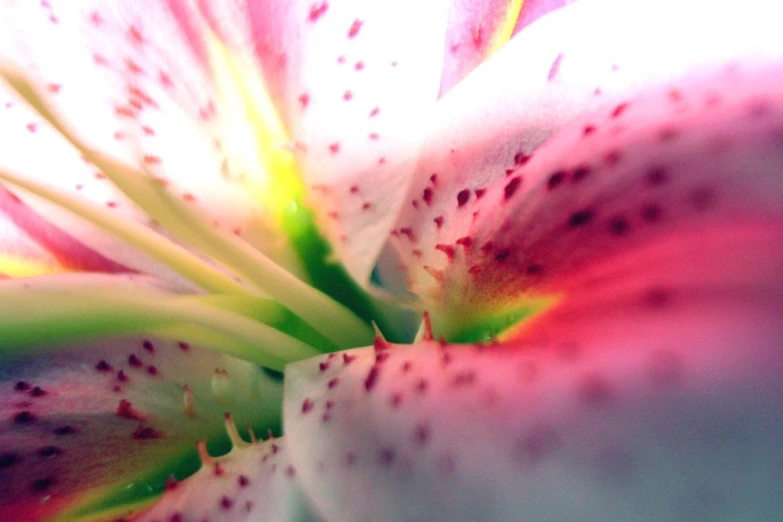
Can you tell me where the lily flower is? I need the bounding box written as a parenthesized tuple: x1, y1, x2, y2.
(0, 0, 781, 521)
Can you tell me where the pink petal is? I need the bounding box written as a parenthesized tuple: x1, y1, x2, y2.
(135, 437, 323, 522)
(1, 1, 276, 277)
(389, 0, 783, 306)
(202, 0, 453, 285)
(392, 63, 783, 324)
(0, 186, 129, 276)
(0, 282, 282, 519)
(284, 233, 783, 520)
(439, 0, 524, 95)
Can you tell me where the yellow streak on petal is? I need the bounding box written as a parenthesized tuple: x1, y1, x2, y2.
(205, 33, 304, 228)
(488, 0, 525, 56)
(0, 254, 64, 277)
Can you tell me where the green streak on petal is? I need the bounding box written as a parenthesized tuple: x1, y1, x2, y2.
(442, 295, 559, 343)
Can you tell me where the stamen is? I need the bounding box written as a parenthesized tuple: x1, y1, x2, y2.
(0, 64, 373, 349)
(196, 440, 213, 466)
(223, 413, 248, 449)
(209, 369, 232, 405)
(0, 275, 320, 369)
(183, 385, 195, 418)
(0, 167, 247, 295)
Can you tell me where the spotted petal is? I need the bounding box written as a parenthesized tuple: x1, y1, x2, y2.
(0, 1, 298, 280)
(136, 436, 323, 522)
(0, 326, 282, 521)
(284, 227, 783, 520)
(0, 271, 294, 521)
(390, 0, 783, 306)
(393, 60, 783, 336)
(199, 0, 455, 285)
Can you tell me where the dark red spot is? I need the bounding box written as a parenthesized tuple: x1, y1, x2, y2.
(364, 365, 381, 392)
(14, 411, 35, 424)
(413, 424, 429, 446)
(30, 386, 46, 397)
(583, 125, 597, 136)
(422, 187, 433, 205)
(302, 398, 314, 414)
(526, 264, 543, 275)
(14, 381, 30, 392)
(354, 61, 364, 71)
(342, 90, 353, 101)
(571, 165, 591, 183)
(343, 353, 355, 365)
(434, 216, 444, 228)
(514, 152, 531, 166)
(475, 188, 486, 199)
(0, 453, 20, 468)
(646, 166, 669, 186)
(456, 236, 473, 248)
(348, 19, 363, 38)
(298, 92, 310, 108)
(378, 447, 396, 465)
(178, 341, 191, 351)
(128, 354, 143, 367)
(658, 127, 679, 142)
(308, 2, 329, 22)
(640, 204, 662, 223)
(504, 176, 522, 200)
(328, 142, 340, 154)
(238, 474, 250, 487)
(147, 365, 159, 376)
(220, 496, 234, 510)
(456, 189, 471, 207)
(611, 102, 630, 118)
(95, 360, 113, 372)
(436, 244, 456, 260)
(520, 425, 561, 464)
(568, 209, 594, 228)
(578, 374, 612, 406)
(54, 425, 76, 436)
(689, 187, 715, 211)
(644, 287, 671, 308)
(608, 215, 630, 236)
(414, 379, 429, 394)
(117, 370, 129, 382)
(132, 425, 162, 440)
(142, 340, 155, 353)
(399, 227, 416, 241)
(547, 171, 565, 190)
(328, 377, 339, 389)
(37, 446, 63, 457)
(116, 399, 144, 420)
(31, 477, 55, 492)
(604, 149, 622, 167)
(451, 371, 476, 387)
(494, 248, 511, 263)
